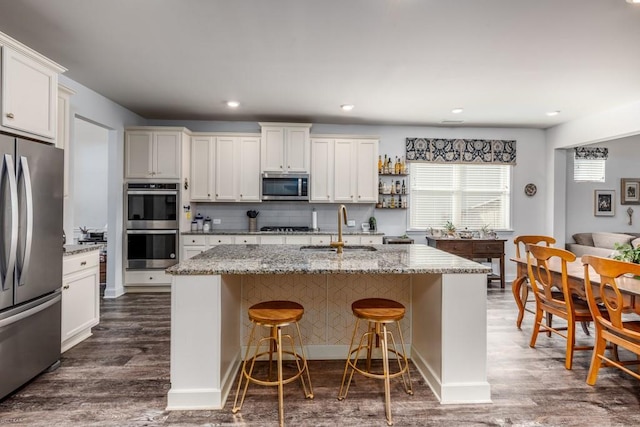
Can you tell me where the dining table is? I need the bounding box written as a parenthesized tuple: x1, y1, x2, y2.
(511, 256, 640, 315)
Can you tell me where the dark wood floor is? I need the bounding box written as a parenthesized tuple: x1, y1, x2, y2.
(1, 287, 640, 426)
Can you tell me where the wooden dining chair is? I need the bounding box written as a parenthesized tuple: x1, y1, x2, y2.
(527, 244, 598, 369)
(582, 255, 640, 385)
(512, 235, 556, 329)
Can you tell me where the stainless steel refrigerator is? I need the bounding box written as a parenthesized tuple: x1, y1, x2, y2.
(0, 133, 63, 400)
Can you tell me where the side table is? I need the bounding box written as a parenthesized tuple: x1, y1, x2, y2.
(426, 236, 507, 288)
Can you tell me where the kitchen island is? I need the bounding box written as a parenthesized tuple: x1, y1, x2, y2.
(165, 244, 492, 410)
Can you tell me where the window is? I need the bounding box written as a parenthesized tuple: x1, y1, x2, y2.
(573, 157, 605, 182)
(573, 146, 607, 182)
(409, 163, 511, 230)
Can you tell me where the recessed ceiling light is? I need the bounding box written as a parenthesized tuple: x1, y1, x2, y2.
(340, 104, 355, 111)
(441, 120, 464, 124)
(226, 101, 240, 108)
(626, 0, 640, 4)
(546, 110, 561, 116)
(451, 107, 464, 114)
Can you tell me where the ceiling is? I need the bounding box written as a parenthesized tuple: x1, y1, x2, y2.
(1, 0, 640, 129)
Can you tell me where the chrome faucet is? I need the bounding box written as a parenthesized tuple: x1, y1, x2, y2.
(330, 204, 348, 254)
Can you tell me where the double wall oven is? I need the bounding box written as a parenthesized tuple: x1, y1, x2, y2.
(125, 183, 179, 269)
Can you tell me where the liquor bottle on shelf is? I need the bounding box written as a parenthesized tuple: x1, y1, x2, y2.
(390, 196, 396, 208)
(386, 157, 392, 174)
(383, 154, 388, 174)
(378, 179, 383, 194)
(394, 157, 399, 174)
(395, 180, 401, 194)
(401, 179, 406, 194)
(378, 155, 383, 174)
(400, 156, 405, 174)
(390, 180, 395, 194)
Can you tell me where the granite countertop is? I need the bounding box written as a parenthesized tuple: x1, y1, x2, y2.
(166, 244, 491, 276)
(63, 244, 105, 256)
(181, 230, 385, 236)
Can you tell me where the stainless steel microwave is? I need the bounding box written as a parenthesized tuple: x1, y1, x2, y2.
(261, 172, 309, 201)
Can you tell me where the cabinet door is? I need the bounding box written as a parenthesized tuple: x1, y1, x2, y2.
(154, 132, 181, 178)
(355, 139, 378, 202)
(190, 136, 215, 200)
(310, 138, 333, 202)
(334, 139, 355, 202)
(261, 127, 285, 172)
(1, 46, 57, 139)
(125, 131, 153, 178)
(62, 267, 99, 348)
(238, 137, 261, 201)
(215, 137, 238, 201)
(184, 246, 206, 259)
(285, 127, 310, 172)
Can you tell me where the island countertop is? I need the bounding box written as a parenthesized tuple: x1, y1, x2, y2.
(166, 243, 491, 275)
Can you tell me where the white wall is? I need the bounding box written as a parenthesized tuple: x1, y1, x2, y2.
(73, 118, 109, 237)
(565, 135, 640, 241)
(60, 74, 145, 299)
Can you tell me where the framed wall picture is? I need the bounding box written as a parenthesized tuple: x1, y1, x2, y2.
(594, 190, 615, 216)
(621, 178, 640, 205)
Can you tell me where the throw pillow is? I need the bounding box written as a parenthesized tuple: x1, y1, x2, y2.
(632, 237, 640, 249)
(592, 232, 634, 250)
(572, 233, 594, 246)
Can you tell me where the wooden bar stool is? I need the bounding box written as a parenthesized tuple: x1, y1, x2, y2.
(338, 298, 413, 426)
(232, 300, 313, 427)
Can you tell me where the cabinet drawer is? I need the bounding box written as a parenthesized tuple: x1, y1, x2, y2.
(259, 235, 285, 244)
(436, 241, 472, 256)
(361, 235, 383, 245)
(125, 270, 172, 285)
(284, 235, 311, 245)
(235, 235, 258, 244)
(183, 235, 206, 245)
(208, 235, 234, 245)
(63, 251, 100, 275)
(473, 241, 503, 255)
(311, 235, 332, 245)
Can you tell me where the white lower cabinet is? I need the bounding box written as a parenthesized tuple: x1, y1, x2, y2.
(124, 270, 173, 290)
(61, 250, 100, 352)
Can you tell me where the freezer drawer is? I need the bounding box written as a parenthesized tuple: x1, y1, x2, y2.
(0, 292, 61, 400)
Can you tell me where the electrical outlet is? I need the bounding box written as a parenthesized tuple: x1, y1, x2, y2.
(347, 220, 356, 227)
(213, 219, 221, 224)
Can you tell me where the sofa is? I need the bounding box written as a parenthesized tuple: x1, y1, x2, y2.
(566, 232, 640, 258)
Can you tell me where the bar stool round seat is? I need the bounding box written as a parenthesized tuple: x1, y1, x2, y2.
(233, 300, 313, 427)
(338, 298, 413, 426)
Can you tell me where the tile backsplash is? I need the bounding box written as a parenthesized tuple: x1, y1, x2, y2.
(189, 202, 377, 232)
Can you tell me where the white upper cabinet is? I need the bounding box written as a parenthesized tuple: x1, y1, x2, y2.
(260, 123, 311, 173)
(354, 139, 378, 203)
(214, 136, 237, 201)
(238, 136, 261, 201)
(0, 38, 65, 140)
(310, 137, 378, 204)
(125, 129, 183, 179)
(190, 136, 215, 201)
(189, 134, 261, 202)
(310, 138, 333, 202)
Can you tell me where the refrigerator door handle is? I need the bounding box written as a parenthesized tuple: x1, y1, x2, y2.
(0, 293, 61, 329)
(16, 156, 34, 287)
(1, 154, 18, 291)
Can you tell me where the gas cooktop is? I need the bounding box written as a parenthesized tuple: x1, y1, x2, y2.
(260, 226, 311, 232)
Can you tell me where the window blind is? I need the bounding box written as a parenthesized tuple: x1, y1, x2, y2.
(573, 157, 605, 182)
(409, 163, 511, 230)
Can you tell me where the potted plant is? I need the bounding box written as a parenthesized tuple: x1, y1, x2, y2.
(444, 221, 456, 237)
(612, 242, 640, 264)
(479, 224, 490, 239)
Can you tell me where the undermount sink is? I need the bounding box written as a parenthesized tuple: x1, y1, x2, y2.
(299, 245, 378, 252)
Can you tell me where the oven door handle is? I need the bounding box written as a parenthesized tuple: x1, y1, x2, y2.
(126, 229, 178, 235)
(126, 190, 178, 196)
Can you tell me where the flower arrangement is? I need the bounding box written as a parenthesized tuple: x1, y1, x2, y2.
(444, 221, 456, 236)
(612, 243, 640, 264)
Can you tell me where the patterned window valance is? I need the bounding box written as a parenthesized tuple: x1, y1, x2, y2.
(574, 147, 608, 160)
(405, 138, 516, 165)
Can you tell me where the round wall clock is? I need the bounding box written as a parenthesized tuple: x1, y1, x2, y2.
(524, 183, 537, 197)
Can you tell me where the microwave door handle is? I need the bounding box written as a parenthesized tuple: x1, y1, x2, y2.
(16, 156, 33, 286)
(1, 154, 19, 291)
(127, 229, 178, 235)
(298, 178, 302, 196)
(127, 190, 177, 196)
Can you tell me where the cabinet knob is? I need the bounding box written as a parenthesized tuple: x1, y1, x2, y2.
(240, 194, 243, 197)
(80, 261, 87, 266)
(6, 113, 15, 119)
(63, 284, 70, 290)
(149, 276, 153, 280)
(216, 194, 219, 197)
